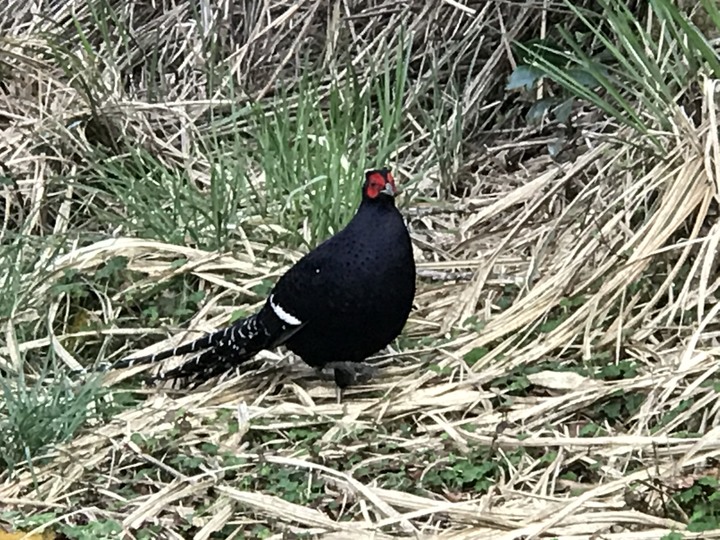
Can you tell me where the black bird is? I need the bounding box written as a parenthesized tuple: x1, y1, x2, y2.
(108, 168, 416, 393)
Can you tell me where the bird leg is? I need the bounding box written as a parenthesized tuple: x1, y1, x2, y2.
(331, 362, 377, 385)
(312, 362, 379, 402)
(329, 362, 378, 403)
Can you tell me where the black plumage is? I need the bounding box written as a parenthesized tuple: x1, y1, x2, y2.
(108, 168, 416, 389)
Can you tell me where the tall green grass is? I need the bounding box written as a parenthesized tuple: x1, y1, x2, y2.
(513, 0, 719, 148)
(0, 239, 112, 475)
(0, 365, 108, 475)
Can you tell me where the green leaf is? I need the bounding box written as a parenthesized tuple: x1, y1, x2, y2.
(507, 65, 544, 90)
(464, 347, 489, 366)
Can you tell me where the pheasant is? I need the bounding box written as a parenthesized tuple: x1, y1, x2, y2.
(107, 168, 416, 394)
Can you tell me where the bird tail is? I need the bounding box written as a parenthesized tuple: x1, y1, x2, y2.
(83, 311, 272, 384)
(109, 320, 255, 371)
(82, 305, 303, 387)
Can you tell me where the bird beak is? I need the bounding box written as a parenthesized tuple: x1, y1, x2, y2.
(381, 182, 397, 197)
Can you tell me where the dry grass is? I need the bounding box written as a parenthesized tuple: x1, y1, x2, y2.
(1, 0, 720, 539)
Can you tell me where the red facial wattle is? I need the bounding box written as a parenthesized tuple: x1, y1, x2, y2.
(365, 171, 397, 199)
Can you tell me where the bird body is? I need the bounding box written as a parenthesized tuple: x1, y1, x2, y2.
(111, 168, 415, 389)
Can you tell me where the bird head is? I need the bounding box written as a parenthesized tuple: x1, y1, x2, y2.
(362, 168, 397, 202)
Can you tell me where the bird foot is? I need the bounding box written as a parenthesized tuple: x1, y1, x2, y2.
(333, 364, 377, 403)
(327, 362, 377, 387)
(314, 362, 377, 403)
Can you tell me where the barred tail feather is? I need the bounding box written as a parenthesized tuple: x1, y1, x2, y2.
(79, 302, 302, 386)
(107, 328, 224, 371)
(96, 311, 272, 380)
(155, 308, 307, 386)
(153, 347, 253, 386)
(108, 315, 257, 370)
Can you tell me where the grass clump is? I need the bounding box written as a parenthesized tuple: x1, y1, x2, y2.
(0, 366, 107, 474)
